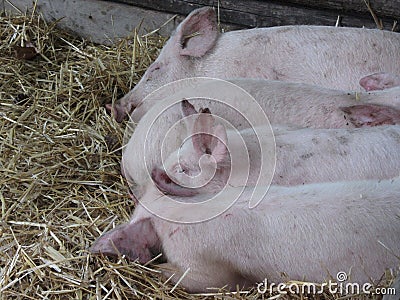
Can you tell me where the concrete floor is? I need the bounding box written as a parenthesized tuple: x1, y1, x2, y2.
(3, 0, 183, 44)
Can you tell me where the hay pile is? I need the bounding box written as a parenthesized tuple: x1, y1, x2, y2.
(0, 8, 396, 300)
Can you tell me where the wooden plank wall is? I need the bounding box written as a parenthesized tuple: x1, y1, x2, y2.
(110, 0, 400, 30)
(3, 0, 399, 45)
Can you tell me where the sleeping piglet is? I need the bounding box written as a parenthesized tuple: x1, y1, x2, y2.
(108, 7, 400, 121)
(130, 78, 400, 125)
(122, 79, 400, 197)
(90, 177, 400, 293)
(151, 102, 400, 196)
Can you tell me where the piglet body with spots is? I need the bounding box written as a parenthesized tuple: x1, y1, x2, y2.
(91, 177, 400, 293)
(152, 107, 400, 195)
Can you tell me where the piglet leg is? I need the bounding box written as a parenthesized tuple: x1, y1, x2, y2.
(90, 218, 160, 264)
(158, 262, 249, 293)
(340, 104, 400, 127)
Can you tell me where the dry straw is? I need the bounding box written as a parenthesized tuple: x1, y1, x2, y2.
(0, 5, 397, 300)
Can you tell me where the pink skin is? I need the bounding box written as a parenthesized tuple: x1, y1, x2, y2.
(150, 102, 400, 197)
(340, 104, 400, 127)
(360, 72, 400, 91)
(90, 178, 400, 292)
(107, 7, 400, 121)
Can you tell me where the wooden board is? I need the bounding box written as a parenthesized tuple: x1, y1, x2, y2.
(110, 0, 399, 30)
(3, 0, 399, 46)
(283, 0, 400, 19)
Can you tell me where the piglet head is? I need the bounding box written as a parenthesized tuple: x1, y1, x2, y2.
(151, 101, 229, 196)
(106, 7, 219, 122)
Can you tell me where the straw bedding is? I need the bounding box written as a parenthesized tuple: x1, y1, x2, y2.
(0, 6, 397, 300)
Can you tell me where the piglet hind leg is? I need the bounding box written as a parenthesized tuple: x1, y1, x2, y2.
(158, 262, 250, 293)
(340, 104, 400, 127)
(89, 218, 160, 264)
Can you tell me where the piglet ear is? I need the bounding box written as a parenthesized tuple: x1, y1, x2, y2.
(359, 72, 400, 91)
(192, 108, 215, 156)
(174, 7, 218, 57)
(191, 108, 228, 163)
(209, 124, 228, 163)
(181, 99, 199, 133)
(181, 99, 198, 117)
(89, 219, 159, 264)
(340, 104, 400, 127)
